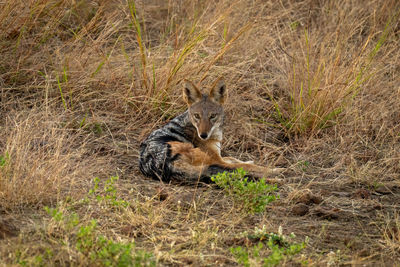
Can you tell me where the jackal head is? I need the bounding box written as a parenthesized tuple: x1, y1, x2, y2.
(183, 78, 226, 140)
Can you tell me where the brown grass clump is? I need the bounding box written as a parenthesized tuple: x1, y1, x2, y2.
(0, 110, 99, 209)
(1, 0, 400, 265)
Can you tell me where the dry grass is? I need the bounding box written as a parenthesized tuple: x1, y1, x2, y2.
(1, 0, 400, 265)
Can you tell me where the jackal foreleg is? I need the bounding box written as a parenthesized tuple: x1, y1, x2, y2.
(168, 141, 215, 166)
(168, 141, 283, 180)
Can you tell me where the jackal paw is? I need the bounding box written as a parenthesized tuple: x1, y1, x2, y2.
(222, 157, 253, 164)
(270, 168, 285, 174)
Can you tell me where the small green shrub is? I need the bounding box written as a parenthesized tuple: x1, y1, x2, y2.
(263, 232, 306, 266)
(44, 205, 80, 230)
(0, 152, 9, 167)
(76, 221, 155, 266)
(96, 236, 134, 267)
(231, 226, 308, 267)
(230, 242, 263, 267)
(89, 176, 129, 208)
(76, 220, 98, 254)
(44, 206, 64, 222)
(211, 168, 278, 213)
(75, 220, 155, 267)
(43, 207, 156, 266)
(39, 178, 156, 266)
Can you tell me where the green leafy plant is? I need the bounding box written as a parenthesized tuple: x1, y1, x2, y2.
(211, 168, 278, 213)
(96, 236, 135, 267)
(0, 152, 9, 167)
(44, 199, 155, 266)
(231, 226, 308, 267)
(298, 160, 311, 172)
(230, 242, 263, 267)
(44, 206, 64, 222)
(89, 176, 129, 208)
(75, 220, 156, 266)
(44, 205, 80, 230)
(76, 219, 98, 254)
(264, 232, 306, 266)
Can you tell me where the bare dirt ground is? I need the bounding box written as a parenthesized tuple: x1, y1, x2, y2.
(0, 0, 399, 266)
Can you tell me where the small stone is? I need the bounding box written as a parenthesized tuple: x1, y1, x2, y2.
(291, 203, 309, 216)
(310, 194, 323, 204)
(353, 188, 371, 199)
(375, 186, 391, 195)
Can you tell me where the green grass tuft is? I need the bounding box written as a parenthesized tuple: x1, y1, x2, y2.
(211, 168, 279, 213)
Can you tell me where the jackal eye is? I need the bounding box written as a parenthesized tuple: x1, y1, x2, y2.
(209, 113, 217, 120)
(193, 113, 201, 120)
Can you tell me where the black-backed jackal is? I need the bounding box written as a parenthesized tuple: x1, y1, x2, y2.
(139, 78, 279, 183)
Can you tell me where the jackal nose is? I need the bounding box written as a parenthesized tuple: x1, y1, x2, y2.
(200, 133, 208, 139)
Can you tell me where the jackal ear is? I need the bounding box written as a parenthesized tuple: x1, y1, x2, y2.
(183, 79, 202, 105)
(209, 78, 226, 104)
